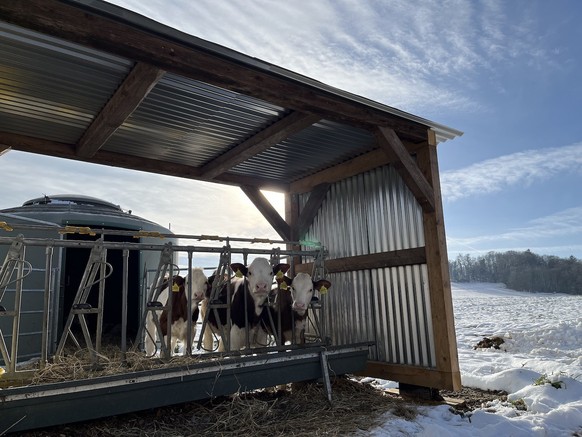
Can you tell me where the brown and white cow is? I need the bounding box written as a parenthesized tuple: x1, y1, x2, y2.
(262, 272, 331, 345)
(202, 257, 290, 351)
(145, 267, 209, 356)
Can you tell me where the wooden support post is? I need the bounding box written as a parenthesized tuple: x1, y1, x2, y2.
(416, 135, 461, 391)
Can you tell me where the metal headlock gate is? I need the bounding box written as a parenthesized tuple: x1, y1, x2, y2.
(0, 226, 372, 434)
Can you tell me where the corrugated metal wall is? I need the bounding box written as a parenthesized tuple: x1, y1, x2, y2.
(301, 165, 436, 368)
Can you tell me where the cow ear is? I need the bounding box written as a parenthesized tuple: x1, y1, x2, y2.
(277, 275, 292, 286)
(274, 263, 291, 275)
(314, 279, 331, 294)
(230, 263, 247, 277)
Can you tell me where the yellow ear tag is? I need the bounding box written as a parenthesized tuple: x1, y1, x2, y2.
(172, 283, 180, 292)
(235, 269, 244, 278)
(280, 282, 288, 290)
(319, 285, 328, 295)
(276, 271, 284, 279)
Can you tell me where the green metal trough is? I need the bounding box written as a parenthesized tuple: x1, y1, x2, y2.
(0, 343, 371, 433)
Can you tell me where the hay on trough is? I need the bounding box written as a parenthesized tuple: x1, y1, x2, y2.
(28, 345, 206, 385)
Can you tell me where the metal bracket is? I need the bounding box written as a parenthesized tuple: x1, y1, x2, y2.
(55, 239, 112, 364)
(320, 349, 332, 402)
(133, 242, 177, 359)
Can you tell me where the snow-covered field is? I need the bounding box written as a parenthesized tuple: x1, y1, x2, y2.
(368, 282, 582, 436)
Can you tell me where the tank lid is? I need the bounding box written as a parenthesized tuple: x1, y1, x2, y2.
(22, 195, 122, 211)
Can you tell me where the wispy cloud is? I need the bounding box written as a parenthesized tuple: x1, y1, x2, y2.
(441, 143, 582, 202)
(456, 207, 582, 242)
(447, 206, 582, 256)
(105, 0, 554, 116)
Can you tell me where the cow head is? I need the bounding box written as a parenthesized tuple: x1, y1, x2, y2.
(185, 267, 210, 303)
(231, 258, 290, 296)
(288, 273, 331, 316)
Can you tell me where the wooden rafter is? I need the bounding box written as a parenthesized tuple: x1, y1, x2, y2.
(0, 131, 289, 191)
(289, 139, 428, 195)
(375, 126, 435, 213)
(76, 62, 165, 158)
(240, 185, 291, 240)
(201, 112, 320, 179)
(290, 149, 390, 195)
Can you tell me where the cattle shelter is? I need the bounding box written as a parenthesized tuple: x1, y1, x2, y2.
(0, 0, 463, 432)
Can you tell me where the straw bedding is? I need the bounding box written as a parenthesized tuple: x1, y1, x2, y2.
(26, 377, 414, 436)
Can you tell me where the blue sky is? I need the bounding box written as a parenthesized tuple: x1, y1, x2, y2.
(2, 0, 582, 260)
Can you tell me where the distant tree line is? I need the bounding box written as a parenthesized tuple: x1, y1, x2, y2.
(448, 250, 582, 295)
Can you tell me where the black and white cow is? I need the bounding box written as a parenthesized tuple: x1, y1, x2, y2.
(262, 272, 331, 344)
(202, 257, 290, 351)
(145, 268, 209, 356)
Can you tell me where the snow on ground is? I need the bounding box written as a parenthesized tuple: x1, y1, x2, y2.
(368, 282, 582, 437)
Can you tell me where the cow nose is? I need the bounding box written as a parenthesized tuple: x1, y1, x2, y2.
(256, 282, 268, 292)
(293, 302, 306, 310)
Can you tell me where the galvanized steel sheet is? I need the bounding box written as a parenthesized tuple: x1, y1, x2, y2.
(302, 165, 436, 367)
(0, 21, 130, 144)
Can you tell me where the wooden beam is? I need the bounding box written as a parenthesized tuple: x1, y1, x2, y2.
(284, 193, 303, 270)
(0, 0, 429, 141)
(289, 140, 428, 195)
(417, 143, 462, 391)
(291, 149, 389, 195)
(286, 194, 300, 240)
(201, 112, 320, 179)
(293, 183, 330, 240)
(294, 248, 426, 274)
(214, 173, 289, 192)
(357, 361, 459, 391)
(0, 131, 289, 191)
(240, 185, 291, 241)
(76, 62, 165, 158)
(375, 126, 435, 213)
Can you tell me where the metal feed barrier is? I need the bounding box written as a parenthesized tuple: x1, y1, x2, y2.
(0, 225, 372, 434)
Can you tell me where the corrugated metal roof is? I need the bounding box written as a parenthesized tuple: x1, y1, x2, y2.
(104, 73, 288, 168)
(0, 21, 131, 144)
(231, 120, 375, 181)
